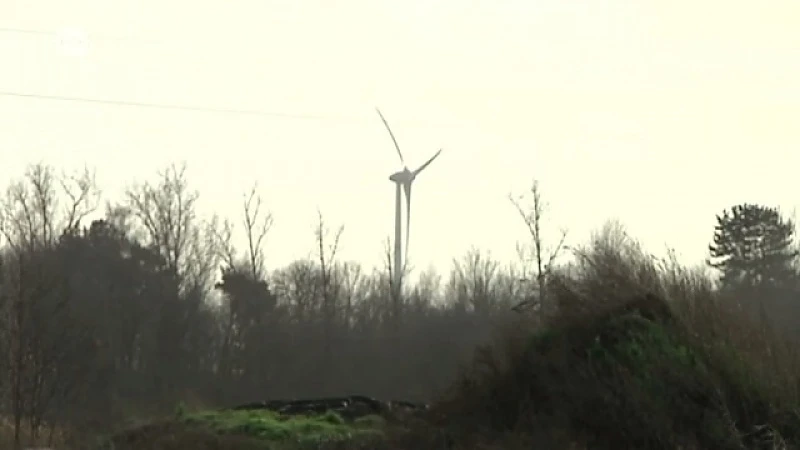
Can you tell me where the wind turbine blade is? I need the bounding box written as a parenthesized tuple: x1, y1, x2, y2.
(412, 148, 442, 177)
(375, 108, 405, 165)
(403, 182, 412, 268)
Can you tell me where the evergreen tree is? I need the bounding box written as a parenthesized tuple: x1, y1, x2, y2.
(708, 203, 798, 293)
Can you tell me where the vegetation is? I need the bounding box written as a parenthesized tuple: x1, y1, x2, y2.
(97, 408, 386, 450)
(0, 162, 798, 449)
(409, 225, 800, 448)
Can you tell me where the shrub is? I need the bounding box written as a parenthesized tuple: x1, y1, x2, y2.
(419, 222, 800, 449)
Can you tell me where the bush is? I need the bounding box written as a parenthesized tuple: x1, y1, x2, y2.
(412, 222, 800, 449)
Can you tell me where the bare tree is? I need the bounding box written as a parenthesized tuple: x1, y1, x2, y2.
(123, 163, 223, 295)
(59, 166, 101, 233)
(408, 267, 441, 315)
(0, 163, 98, 450)
(242, 184, 273, 280)
(189, 215, 228, 295)
(314, 210, 343, 393)
(0, 164, 99, 253)
(124, 163, 197, 282)
(509, 179, 567, 314)
(272, 260, 319, 324)
(448, 248, 500, 315)
(383, 236, 402, 327)
(212, 217, 236, 272)
(493, 263, 526, 311)
(122, 163, 232, 402)
(212, 185, 273, 388)
(337, 261, 363, 329)
(315, 210, 343, 327)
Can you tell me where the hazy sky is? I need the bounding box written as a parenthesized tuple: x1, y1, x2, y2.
(1, 0, 799, 277)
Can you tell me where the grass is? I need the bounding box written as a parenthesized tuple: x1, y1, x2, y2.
(182, 409, 384, 446)
(97, 408, 387, 450)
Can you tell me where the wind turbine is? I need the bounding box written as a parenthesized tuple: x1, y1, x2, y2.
(375, 108, 442, 297)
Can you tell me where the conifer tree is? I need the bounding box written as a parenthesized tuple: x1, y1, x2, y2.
(708, 203, 798, 293)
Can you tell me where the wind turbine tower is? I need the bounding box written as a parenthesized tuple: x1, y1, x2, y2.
(375, 108, 442, 298)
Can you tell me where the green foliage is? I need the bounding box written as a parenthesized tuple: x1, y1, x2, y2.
(174, 401, 188, 419)
(100, 408, 386, 450)
(585, 313, 701, 374)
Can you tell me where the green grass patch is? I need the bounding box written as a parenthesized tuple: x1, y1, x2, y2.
(97, 408, 388, 450)
(181, 408, 384, 447)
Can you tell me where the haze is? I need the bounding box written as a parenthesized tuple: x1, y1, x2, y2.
(1, 0, 799, 274)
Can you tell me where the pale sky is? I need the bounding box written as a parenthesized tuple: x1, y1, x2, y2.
(1, 0, 799, 278)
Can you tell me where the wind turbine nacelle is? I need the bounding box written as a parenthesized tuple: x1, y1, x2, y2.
(389, 169, 413, 183)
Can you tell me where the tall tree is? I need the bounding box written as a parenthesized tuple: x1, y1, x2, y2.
(122, 164, 226, 394)
(314, 210, 343, 394)
(708, 203, 798, 294)
(214, 266, 277, 396)
(509, 179, 567, 314)
(242, 184, 273, 280)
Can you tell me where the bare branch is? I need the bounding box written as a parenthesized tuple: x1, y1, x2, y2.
(547, 227, 569, 271)
(242, 183, 273, 279)
(508, 179, 568, 313)
(315, 210, 344, 275)
(187, 214, 226, 295)
(124, 162, 202, 292)
(211, 218, 236, 270)
(59, 166, 100, 233)
(382, 236, 394, 287)
(0, 164, 99, 254)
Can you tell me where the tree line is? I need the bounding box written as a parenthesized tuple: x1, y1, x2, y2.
(0, 162, 796, 448)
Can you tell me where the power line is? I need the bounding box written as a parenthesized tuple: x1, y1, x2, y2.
(1, 28, 325, 119)
(0, 28, 462, 128)
(0, 89, 466, 129)
(0, 90, 332, 120)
